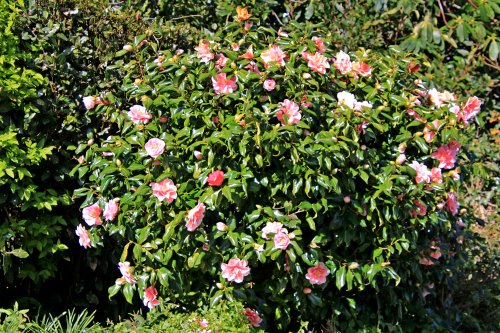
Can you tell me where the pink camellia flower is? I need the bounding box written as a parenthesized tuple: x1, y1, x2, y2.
(150, 179, 177, 203)
(212, 73, 238, 94)
(352, 61, 372, 77)
(407, 108, 425, 122)
(118, 261, 137, 285)
(215, 53, 228, 70)
(337, 91, 357, 109)
(145, 138, 165, 158)
(429, 168, 443, 184)
(312, 36, 326, 54)
(334, 51, 352, 75)
(408, 61, 421, 73)
(244, 62, 261, 74)
(423, 119, 440, 143)
(446, 192, 459, 216)
(243, 308, 262, 327)
(430, 247, 442, 260)
(186, 202, 206, 231)
(196, 318, 209, 328)
(231, 42, 240, 51)
(261, 221, 284, 239)
(354, 100, 373, 111)
(440, 90, 456, 103)
(82, 203, 102, 226)
(239, 45, 254, 60)
(428, 88, 442, 108)
(263, 79, 276, 91)
(431, 141, 461, 169)
(207, 170, 224, 186)
(82, 96, 97, 110)
(273, 231, 290, 250)
(277, 27, 288, 37)
(75, 224, 91, 249)
(409, 161, 431, 184)
(260, 45, 286, 67)
(307, 52, 330, 74)
(409, 200, 427, 218)
(128, 105, 152, 124)
(458, 96, 481, 125)
(395, 154, 407, 165)
(195, 40, 214, 63)
(306, 262, 330, 285)
(277, 99, 301, 125)
(448, 169, 460, 180)
(419, 256, 435, 266)
(103, 199, 119, 221)
(143, 286, 160, 310)
(449, 103, 461, 118)
(221, 258, 250, 283)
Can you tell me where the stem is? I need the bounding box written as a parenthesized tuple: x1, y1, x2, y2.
(165, 14, 202, 22)
(468, 0, 478, 9)
(437, 0, 450, 28)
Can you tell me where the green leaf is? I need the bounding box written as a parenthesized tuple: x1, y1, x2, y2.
(108, 284, 121, 299)
(336, 266, 346, 290)
(210, 290, 224, 307)
(489, 40, 498, 61)
(373, 248, 383, 260)
(7, 249, 29, 258)
(306, 217, 316, 231)
(122, 283, 134, 304)
(120, 242, 131, 262)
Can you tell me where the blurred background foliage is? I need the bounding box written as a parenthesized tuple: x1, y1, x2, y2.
(1, 0, 497, 331)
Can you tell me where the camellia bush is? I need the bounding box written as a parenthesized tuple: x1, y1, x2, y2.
(72, 8, 483, 331)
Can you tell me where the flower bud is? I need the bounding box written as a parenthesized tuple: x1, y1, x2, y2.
(302, 73, 312, 80)
(303, 287, 312, 294)
(123, 44, 134, 52)
(348, 262, 360, 270)
(216, 283, 224, 289)
(152, 160, 161, 166)
(181, 65, 187, 71)
(216, 222, 228, 232)
(194, 150, 203, 160)
(395, 154, 406, 165)
(343, 196, 351, 204)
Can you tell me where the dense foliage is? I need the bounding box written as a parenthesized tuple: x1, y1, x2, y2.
(1, 0, 497, 332)
(70, 12, 487, 330)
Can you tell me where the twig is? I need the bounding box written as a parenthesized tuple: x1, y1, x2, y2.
(437, 0, 450, 28)
(166, 14, 202, 22)
(483, 56, 500, 71)
(468, 0, 479, 9)
(271, 10, 284, 26)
